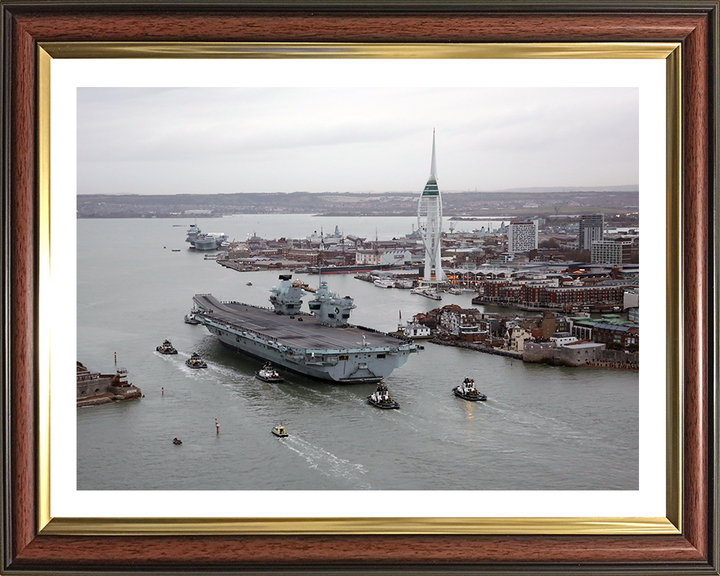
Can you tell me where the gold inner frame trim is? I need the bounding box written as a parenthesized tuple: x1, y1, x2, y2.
(37, 46, 52, 532)
(43, 516, 678, 536)
(664, 46, 682, 532)
(37, 41, 682, 536)
(40, 41, 678, 59)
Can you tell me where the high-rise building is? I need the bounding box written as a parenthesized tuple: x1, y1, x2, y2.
(578, 214, 604, 250)
(417, 130, 444, 282)
(508, 220, 539, 253)
(591, 240, 631, 265)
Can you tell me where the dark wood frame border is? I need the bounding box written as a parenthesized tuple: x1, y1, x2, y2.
(1, 1, 717, 573)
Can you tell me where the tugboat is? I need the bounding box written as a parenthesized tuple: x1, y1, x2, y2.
(185, 352, 208, 369)
(255, 363, 284, 383)
(156, 340, 178, 354)
(184, 312, 200, 325)
(271, 424, 288, 438)
(453, 377, 487, 401)
(367, 383, 400, 409)
(173, 437, 182, 445)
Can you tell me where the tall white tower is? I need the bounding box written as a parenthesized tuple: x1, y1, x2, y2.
(417, 129, 444, 282)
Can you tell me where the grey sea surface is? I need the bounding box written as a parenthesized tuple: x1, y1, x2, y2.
(77, 215, 638, 490)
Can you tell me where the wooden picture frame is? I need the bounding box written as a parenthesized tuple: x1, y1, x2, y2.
(1, 1, 717, 573)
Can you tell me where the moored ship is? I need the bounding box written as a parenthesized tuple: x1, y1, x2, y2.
(302, 263, 395, 275)
(185, 224, 228, 251)
(192, 275, 417, 383)
(373, 277, 394, 289)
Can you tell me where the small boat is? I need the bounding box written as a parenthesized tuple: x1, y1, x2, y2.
(156, 340, 178, 354)
(447, 287, 462, 295)
(173, 437, 182, 445)
(185, 352, 208, 369)
(246, 282, 252, 286)
(184, 313, 200, 325)
(410, 287, 442, 301)
(453, 377, 487, 401)
(367, 383, 400, 409)
(272, 425, 288, 438)
(255, 363, 284, 383)
(373, 277, 394, 289)
(171, 249, 181, 252)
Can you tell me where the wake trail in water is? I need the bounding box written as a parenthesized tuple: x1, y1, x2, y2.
(489, 399, 592, 442)
(280, 435, 371, 488)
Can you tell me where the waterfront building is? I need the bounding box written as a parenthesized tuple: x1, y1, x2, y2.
(458, 324, 486, 342)
(592, 322, 639, 349)
(543, 285, 627, 308)
(355, 248, 412, 266)
(507, 220, 539, 253)
(550, 333, 579, 347)
(568, 316, 639, 350)
(417, 130, 445, 282)
(579, 214, 605, 250)
(569, 317, 597, 341)
(506, 326, 533, 352)
(591, 240, 631, 265)
(438, 304, 483, 336)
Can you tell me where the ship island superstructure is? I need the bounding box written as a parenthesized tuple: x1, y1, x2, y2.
(192, 275, 417, 383)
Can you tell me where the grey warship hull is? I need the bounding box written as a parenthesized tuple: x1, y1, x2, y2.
(192, 294, 416, 383)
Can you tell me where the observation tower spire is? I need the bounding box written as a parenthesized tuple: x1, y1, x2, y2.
(417, 129, 444, 283)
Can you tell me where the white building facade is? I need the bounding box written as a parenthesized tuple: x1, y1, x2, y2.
(591, 240, 623, 265)
(507, 220, 538, 253)
(355, 249, 411, 266)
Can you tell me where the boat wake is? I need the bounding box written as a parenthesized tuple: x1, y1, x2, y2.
(281, 436, 370, 488)
(490, 400, 593, 443)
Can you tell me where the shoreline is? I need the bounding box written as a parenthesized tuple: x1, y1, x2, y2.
(429, 338, 638, 371)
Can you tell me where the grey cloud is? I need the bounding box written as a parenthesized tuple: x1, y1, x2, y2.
(78, 87, 638, 194)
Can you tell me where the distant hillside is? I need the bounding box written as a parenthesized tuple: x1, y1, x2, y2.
(77, 190, 639, 218)
(484, 185, 639, 194)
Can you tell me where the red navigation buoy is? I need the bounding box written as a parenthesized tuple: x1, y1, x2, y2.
(215, 418, 219, 434)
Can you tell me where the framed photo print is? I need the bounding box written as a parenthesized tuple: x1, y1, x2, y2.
(1, 1, 717, 574)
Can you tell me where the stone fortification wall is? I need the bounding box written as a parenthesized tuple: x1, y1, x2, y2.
(523, 342, 638, 369)
(77, 372, 113, 400)
(77, 362, 141, 406)
(586, 349, 639, 370)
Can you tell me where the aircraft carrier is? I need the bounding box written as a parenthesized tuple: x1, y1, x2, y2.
(192, 275, 417, 383)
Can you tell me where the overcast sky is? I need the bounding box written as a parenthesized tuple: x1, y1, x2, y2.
(77, 87, 638, 195)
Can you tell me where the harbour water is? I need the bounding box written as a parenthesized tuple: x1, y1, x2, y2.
(77, 215, 638, 490)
